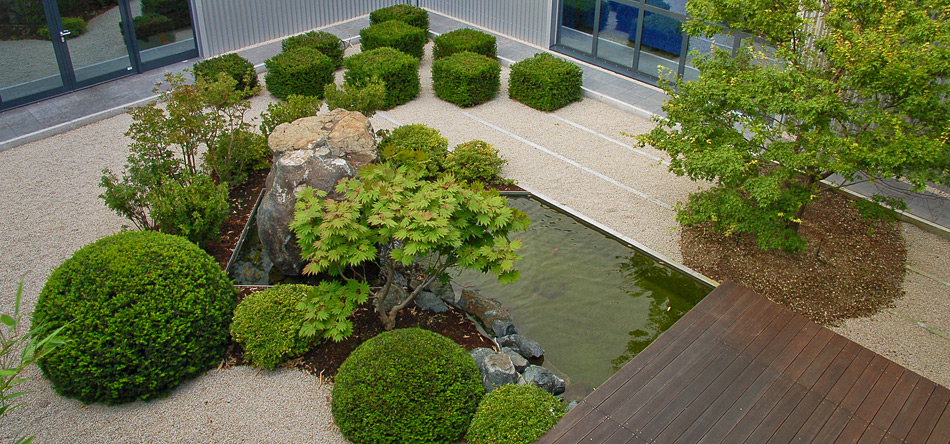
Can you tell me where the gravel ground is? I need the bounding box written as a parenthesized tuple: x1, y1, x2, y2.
(1, 42, 947, 442)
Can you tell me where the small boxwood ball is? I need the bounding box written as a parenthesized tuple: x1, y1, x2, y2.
(465, 384, 567, 444)
(433, 28, 497, 60)
(360, 20, 427, 59)
(265, 47, 336, 100)
(369, 4, 429, 35)
(344, 47, 420, 110)
(508, 52, 583, 112)
(32, 231, 236, 404)
(193, 53, 258, 96)
(230, 284, 317, 369)
(331, 328, 483, 444)
(432, 51, 500, 107)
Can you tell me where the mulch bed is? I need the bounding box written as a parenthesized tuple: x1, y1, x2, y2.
(680, 190, 907, 326)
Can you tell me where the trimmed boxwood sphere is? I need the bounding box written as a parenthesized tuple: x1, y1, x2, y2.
(265, 47, 336, 100)
(465, 384, 567, 444)
(331, 328, 483, 444)
(508, 52, 583, 112)
(378, 123, 449, 177)
(32, 231, 236, 404)
(230, 284, 317, 369)
(344, 47, 420, 110)
(432, 51, 500, 108)
(193, 53, 258, 96)
(433, 28, 497, 60)
(360, 20, 427, 59)
(282, 30, 344, 69)
(369, 4, 429, 35)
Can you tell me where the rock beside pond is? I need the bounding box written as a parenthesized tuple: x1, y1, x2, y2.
(450, 288, 514, 332)
(470, 348, 519, 392)
(523, 365, 566, 396)
(268, 108, 378, 167)
(498, 334, 544, 360)
(415, 291, 450, 313)
(492, 319, 518, 337)
(501, 347, 528, 372)
(375, 285, 409, 315)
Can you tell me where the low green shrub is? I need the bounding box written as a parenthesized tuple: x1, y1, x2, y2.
(259, 94, 323, 138)
(378, 124, 448, 176)
(32, 230, 235, 404)
(445, 140, 509, 185)
(230, 284, 317, 369)
(193, 53, 258, 96)
(360, 20, 426, 59)
(508, 52, 583, 112)
(332, 328, 482, 444)
(282, 30, 344, 69)
(142, 0, 190, 28)
(433, 28, 497, 60)
(465, 384, 566, 444)
(37, 17, 86, 40)
(128, 13, 175, 39)
(344, 47, 419, 110)
(432, 51, 500, 108)
(205, 129, 270, 188)
(324, 77, 386, 117)
(149, 173, 229, 247)
(265, 47, 336, 100)
(369, 4, 429, 35)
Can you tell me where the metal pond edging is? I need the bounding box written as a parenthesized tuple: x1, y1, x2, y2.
(226, 186, 267, 284)
(500, 187, 720, 289)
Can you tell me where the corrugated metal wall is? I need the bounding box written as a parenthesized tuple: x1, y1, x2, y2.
(419, 0, 553, 48)
(192, 0, 408, 56)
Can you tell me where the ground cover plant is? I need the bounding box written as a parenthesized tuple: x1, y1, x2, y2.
(509, 52, 583, 111)
(369, 4, 429, 35)
(433, 28, 497, 60)
(32, 231, 236, 404)
(344, 47, 420, 110)
(360, 20, 427, 59)
(432, 51, 501, 107)
(281, 30, 344, 69)
(465, 384, 566, 444)
(331, 328, 483, 444)
(264, 47, 336, 100)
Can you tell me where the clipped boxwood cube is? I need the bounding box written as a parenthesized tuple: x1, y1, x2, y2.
(193, 53, 258, 95)
(433, 51, 500, 108)
(433, 28, 497, 60)
(508, 52, 583, 112)
(264, 47, 335, 100)
(344, 46, 420, 110)
(369, 4, 429, 35)
(282, 30, 344, 69)
(359, 20, 426, 59)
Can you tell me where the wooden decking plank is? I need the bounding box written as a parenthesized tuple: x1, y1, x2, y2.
(904, 385, 950, 444)
(870, 370, 920, 432)
(752, 311, 810, 364)
(781, 327, 836, 381)
(880, 430, 904, 444)
(739, 307, 796, 360)
(798, 334, 849, 389)
(764, 389, 825, 444)
(602, 424, 638, 444)
(549, 408, 608, 444)
(582, 416, 629, 443)
(854, 361, 905, 423)
(826, 347, 877, 405)
(840, 354, 890, 413)
(888, 379, 937, 441)
(811, 340, 863, 397)
(811, 406, 855, 443)
(788, 399, 839, 444)
(738, 382, 810, 444)
(715, 376, 797, 443)
(855, 424, 888, 444)
(535, 402, 595, 444)
(925, 404, 950, 444)
(836, 416, 873, 444)
(692, 368, 786, 444)
(716, 290, 785, 347)
(768, 321, 822, 374)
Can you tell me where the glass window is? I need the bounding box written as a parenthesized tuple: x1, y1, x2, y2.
(559, 0, 597, 53)
(636, 9, 683, 78)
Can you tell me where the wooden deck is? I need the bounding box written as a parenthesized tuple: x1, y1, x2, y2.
(537, 280, 950, 444)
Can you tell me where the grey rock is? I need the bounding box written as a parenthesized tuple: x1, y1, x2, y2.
(268, 109, 378, 167)
(375, 284, 408, 315)
(452, 288, 514, 331)
(492, 319, 518, 337)
(415, 291, 450, 313)
(523, 365, 566, 395)
(480, 353, 519, 392)
(469, 347, 495, 368)
(567, 401, 580, 411)
(497, 334, 544, 359)
(501, 347, 528, 372)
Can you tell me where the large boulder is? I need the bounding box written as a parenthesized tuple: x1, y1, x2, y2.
(443, 287, 514, 332)
(257, 110, 377, 275)
(523, 365, 566, 396)
(470, 348, 519, 392)
(498, 334, 544, 359)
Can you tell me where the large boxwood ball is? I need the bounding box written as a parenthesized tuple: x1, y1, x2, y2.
(432, 51, 500, 107)
(344, 47, 420, 110)
(465, 384, 566, 444)
(331, 328, 483, 444)
(32, 231, 236, 404)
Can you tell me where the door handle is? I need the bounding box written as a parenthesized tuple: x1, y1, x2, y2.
(59, 29, 71, 37)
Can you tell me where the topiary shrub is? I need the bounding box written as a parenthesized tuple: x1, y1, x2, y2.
(265, 47, 336, 100)
(433, 28, 497, 60)
(193, 53, 258, 96)
(378, 124, 448, 177)
(445, 140, 510, 185)
(281, 30, 344, 69)
(142, 0, 190, 28)
(359, 20, 426, 59)
(32, 230, 235, 404)
(230, 284, 316, 369)
(37, 16, 86, 40)
(369, 4, 429, 35)
(465, 384, 566, 444)
(324, 77, 387, 117)
(344, 47, 419, 110)
(432, 51, 500, 108)
(508, 52, 583, 112)
(149, 173, 229, 248)
(332, 328, 483, 444)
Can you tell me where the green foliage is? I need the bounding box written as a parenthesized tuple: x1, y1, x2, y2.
(230, 285, 317, 369)
(433, 28, 497, 60)
(282, 30, 345, 69)
(331, 328, 482, 444)
(445, 140, 511, 186)
(37, 17, 86, 40)
(32, 231, 235, 404)
(465, 384, 566, 444)
(193, 53, 259, 96)
(369, 4, 429, 35)
(508, 53, 583, 111)
(378, 124, 449, 177)
(360, 20, 427, 59)
(1, 279, 67, 444)
(432, 51, 501, 107)
(296, 280, 370, 342)
(259, 94, 323, 139)
(344, 47, 420, 109)
(149, 173, 229, 247)
(141, 0, 191, 28)
(205, 128, 270, 188)
(129, 13, 175, 39)
(639, 0, 950, 252)
(265, 47, 336, 100)
(290, 164, 529, 330)
(324, 77, 387, 118)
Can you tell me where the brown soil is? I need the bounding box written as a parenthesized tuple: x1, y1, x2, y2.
(205, 169, 268, 270)
(680, 190, 907, 326)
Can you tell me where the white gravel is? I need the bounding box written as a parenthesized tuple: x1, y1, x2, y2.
(1, 42, 947, 442)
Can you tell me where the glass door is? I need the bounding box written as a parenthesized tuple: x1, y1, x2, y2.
(55, 0, 136, 87)
(0, 0, 69, 107)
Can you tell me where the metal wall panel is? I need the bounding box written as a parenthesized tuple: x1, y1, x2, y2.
(419, 0, 553, 48)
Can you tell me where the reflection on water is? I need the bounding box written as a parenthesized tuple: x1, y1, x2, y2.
(452, 196, 709, 401)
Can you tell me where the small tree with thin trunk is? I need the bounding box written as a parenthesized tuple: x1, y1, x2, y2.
(291, 164, 530, 330)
